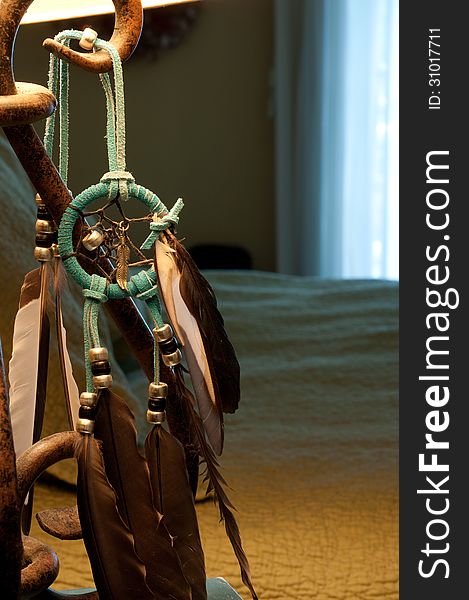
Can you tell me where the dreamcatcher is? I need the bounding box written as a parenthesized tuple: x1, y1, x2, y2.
(8, 28, 256, 600)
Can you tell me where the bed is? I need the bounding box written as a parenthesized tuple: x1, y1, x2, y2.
(1, 131, 398, 599)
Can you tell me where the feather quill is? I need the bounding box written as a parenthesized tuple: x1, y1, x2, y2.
(145, 425, 207, 600)
(8, 266, 51, 534)
(54, 259, 80, 430)
(174, 370, 258, 600)
(75, 434, 154, 600)
(93, 390, 192, 599)
(155, 235, 240, 455)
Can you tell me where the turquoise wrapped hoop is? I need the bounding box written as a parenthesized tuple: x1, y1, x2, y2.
(57, 181, 166, 300)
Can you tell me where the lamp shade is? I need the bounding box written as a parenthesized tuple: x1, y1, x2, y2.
(21, 0, 196, 24)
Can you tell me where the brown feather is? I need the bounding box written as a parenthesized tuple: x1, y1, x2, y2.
(174, 370, 258, 600)
(165, 373, 200, 496)
(93, 390, 192, 599)
(75, 434, 154, 600)
(166, 231, 240, 416)
(155, 235, 240, 455)
(145, 425, 207, 600)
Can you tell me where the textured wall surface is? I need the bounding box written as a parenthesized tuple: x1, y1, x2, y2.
(14, 0, 275, 270)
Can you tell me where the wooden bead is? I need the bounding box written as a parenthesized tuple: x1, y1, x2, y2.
(35, 232, 54, 247)
(159, 337, 179, 354)
(91, 360, 111, 376)
(148, 398, 166, 412)
(78, 405, 96, 420)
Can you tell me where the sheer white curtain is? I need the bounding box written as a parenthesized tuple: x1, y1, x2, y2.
(274, 0, 398, 279)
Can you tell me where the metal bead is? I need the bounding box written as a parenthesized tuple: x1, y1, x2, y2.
(93, 374, 113, 389)
(34, 246, 53, 262)
(76, 418, 94, 434)
(148, 382, 168, 398)
(153, 323, 173, 343)
(35, 219, 56, 234)
(147, 410, 166, 424)
(79, 28, 98, 51)
(82, 229, 105, 251)
(80, 392, 98, 407)
(35, 193, 43, 207)
(89, 347, 109, 362)
(162, 349, 182, 367)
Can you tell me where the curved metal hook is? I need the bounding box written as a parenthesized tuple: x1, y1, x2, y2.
(0, 0, 156, 375)
(0, 0, 142, 126)
(43, 0, 143, 73)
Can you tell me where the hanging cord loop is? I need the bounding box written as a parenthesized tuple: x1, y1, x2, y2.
(44, 29, 134, 199)
(46, 31, 180, 408)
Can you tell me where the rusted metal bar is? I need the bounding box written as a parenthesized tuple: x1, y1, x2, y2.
(0, 340, 22, 600)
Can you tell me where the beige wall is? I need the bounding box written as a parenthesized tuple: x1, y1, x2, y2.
(14, 0, 275, 270)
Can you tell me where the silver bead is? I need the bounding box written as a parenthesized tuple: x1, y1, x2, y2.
(147, 410, 166, 424)
(149, 382, 168, 398)
(93, 374, 113, 389)
(80, 392, 98, 407)
(89, 347, 109, 362)
(76, 418, 94, 434)
(82, 229, 105, 251)
(162, 349, 182, 367)
(153, 323, 173, 343)
(35, 219, 55, 234)
(34, 246, 53, 262)
(79, 27, 98, 51)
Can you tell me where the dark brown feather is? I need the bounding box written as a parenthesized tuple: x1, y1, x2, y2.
(93, 390, 192, 599)
(145, 425, 207, 600)
(174, 370, 258, 600)
(166, 231, 240, 417)
(74, 434, 153, 600)
(165, 373, 200, 496)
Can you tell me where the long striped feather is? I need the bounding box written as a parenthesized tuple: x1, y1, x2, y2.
(145, 425, 207, 600)
(93, 390, 192, 599)
(75, 434, 154, 600)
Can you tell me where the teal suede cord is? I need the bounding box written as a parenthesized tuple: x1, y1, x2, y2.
(44, 30, 176, 389)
